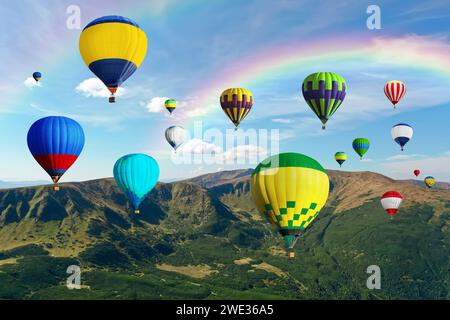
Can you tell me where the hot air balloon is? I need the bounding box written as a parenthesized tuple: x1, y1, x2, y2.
(391, 123, 413, 151)
(220, 88, 253, 130)
(27, 116, 85, 191)
(424, 176, 436, 188)
(79, 16, 148, 103)
(334, 152, 347, 167)
(165, 126, 187, 151)
(352, 138, 370, 160)
(250, 153, 329, 258)
(302, 72, 346, 129)
(165, 99, 177, 115)
(414, 169, 420, 177)
(113, 154, 159, 214)
(384, 80, 406, 108)
(32, 72, 41, 82)
(380, 191, 403, 218)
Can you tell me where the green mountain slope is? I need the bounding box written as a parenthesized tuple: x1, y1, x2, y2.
(0, 170, 449, 299)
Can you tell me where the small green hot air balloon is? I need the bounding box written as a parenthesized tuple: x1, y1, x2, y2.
(352, 138, 370, 160)
(165, 99, 177, 115)
(334, 152, 347, 167)
(302, 72, 347, 129)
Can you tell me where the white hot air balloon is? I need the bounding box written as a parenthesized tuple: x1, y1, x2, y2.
(165, 126, 187, 151)
(391, 123, 413, 151)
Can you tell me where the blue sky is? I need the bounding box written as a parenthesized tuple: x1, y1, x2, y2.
(1, 0, 450, 183)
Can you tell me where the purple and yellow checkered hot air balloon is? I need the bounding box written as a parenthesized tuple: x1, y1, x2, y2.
(302, 72, 347, 129)
(79, 16, 148, 103)
(220, 88, 253, 130)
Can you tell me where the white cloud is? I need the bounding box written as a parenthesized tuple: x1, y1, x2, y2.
(360, 158, 374, 163)
(382, 151, 450, 181)
(178, 138, 223, 155)
(75, 78, 126, 98)
(386, 154, 424, 161)
(24, 77, 40, 88)
(272, 118, 293, 124)
(223, 145, 267, 162)
(145, 96, 170, 113)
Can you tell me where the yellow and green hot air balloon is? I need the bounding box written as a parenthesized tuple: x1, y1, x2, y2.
(220, 88, 253, 130)
(250, 153, 329, 258)
(334, 151, 347, 167)
(424, 176, 436, 188)
(79, 15, 148, 103)
(165, 99, 177, 115)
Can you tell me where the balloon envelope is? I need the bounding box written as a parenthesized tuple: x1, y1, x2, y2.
(165, 126, 187, 150)
(302, 72, 346, 129)
(250, 153, 329, 258)
(27, 116, 85, 184)
(424, 176, 436, 188)
(334, 152, 347, 167)
(352, 138, 370, 159)
(79, 16, 148, 102)
(414, 169, 420, 177)
(113, 154, 159, 212)
(381, 191, 403, 216)
(165, 99, 177, 114)
(391, 123, 413, 151)
(384, 80, 406, 107)
(32, 72, 41, 82)
(220, 88, 253, 129)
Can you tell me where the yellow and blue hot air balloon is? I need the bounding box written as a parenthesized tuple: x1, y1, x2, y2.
(79, 15, 148, 103)
(424, 176, 436, 189)
(334, 152, 347, 167)
(250, 153, 329, 258)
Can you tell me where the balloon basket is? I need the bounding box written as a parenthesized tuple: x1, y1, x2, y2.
(322, 125, 326, 130)
(53, 185, 60, 191)
(109, 96, 116, 103)
(134, 209, 140, 214)
(288, 251, 295, 258)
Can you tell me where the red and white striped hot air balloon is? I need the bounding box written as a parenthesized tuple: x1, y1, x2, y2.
(380, 191, 403, 217)
(384, 80, 406, 108)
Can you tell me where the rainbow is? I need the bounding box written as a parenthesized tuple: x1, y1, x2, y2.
(188, 34, 450, 119)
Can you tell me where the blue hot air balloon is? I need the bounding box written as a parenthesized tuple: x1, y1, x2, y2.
(32, 72, 42, 82)
(113, 154, 159, 214)
(27, 116, 85, 190)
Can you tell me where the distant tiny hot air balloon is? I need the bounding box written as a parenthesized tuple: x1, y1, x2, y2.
(27, 116, 85, 191)
(414, 169, 420, 177)
(165, 126, 187, 151)
(79, 16, 148, 103)
(334, 152, 347, 167)
(165, 99, 177, 115)
(220, 88, 253, 130)
(113, 154, 159, 214)
(302, 72, 347, 129)
(391, 123, 413, 151)
(32, 72, 41, 82)
(352, 138, 370, 160)
(384, 80, 406, 108)
(424, 176, 436, 188)
(380, 191, 403, 218)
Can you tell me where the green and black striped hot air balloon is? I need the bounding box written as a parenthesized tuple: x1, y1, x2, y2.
(302, 72, 347, 129)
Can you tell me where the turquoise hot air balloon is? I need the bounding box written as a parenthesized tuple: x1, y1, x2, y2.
(352, 138, 370, 160)
(113, 154, 159, 214)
